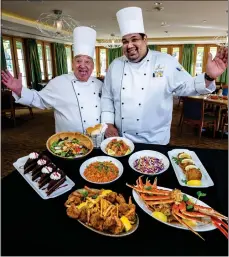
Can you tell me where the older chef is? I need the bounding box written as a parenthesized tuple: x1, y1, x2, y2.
(1, 26, 103, 133)
(101, 7, 228, 145)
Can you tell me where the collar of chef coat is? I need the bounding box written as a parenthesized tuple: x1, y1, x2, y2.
(123, 48, 152, 67)
(72, 74, 95, 87)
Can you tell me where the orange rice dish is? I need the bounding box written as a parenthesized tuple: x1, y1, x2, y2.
(84, 161, 119, 183)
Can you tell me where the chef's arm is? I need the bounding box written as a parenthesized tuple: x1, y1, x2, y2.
(101, 67, 115, 124)
(12, 81, 56, 109)
(167, 58, 216, 96)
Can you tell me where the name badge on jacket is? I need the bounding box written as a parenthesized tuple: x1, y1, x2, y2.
(154, 64, 165, 77)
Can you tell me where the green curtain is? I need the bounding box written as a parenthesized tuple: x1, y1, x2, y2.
(1, 37, 7, 90)
(219, 68, 228, 84)
(108, 47, 123, 65)
(181, 44, 195, 75)
(1, 37, 7, 70)
(24, 38, 42, 90)
(148, 45, 157, 51)
(53, 43, 68, 75)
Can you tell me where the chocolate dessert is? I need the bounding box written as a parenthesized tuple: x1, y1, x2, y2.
(46, 169, 66, 196)
(31, 155, 51, 181)
(38, 163, 56, 189)
(24, 152, 40, 174)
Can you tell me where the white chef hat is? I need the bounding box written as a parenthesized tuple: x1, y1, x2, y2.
(116, 7, 145, 37)
(73, 26, 96, 58)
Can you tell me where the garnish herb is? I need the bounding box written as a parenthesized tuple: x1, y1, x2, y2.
(144, 186, 152, 190)
(186, 204, 194, 211)
(181, 179, 187, 184)
(172, 157, 184, 165)
(197, 191, 206, 200)
(183, 194, 189, 202)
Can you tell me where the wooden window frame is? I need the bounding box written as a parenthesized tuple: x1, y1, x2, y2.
(2, 35, 17, 78)
(64, 44, 73, 73)
(96, 46, 108, 77)
(157, 45, 183, 63)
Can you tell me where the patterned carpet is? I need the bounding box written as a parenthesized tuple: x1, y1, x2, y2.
(1, 98, 227, 178)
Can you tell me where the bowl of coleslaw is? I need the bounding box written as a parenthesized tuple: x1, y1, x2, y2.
(128, 150, 170, 175)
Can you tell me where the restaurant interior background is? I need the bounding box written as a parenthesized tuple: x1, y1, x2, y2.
(1, 0, 228, 178)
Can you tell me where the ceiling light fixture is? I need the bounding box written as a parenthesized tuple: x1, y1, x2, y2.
(154, 2, 163, 6)
(214, 31, 228, 47)
(36, 10, 78, 39)
(100, 33, 122, 49)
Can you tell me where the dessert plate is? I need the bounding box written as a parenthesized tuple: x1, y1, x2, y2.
(13, 155, 75, 199)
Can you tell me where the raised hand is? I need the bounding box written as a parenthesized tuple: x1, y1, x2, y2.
(206, 47, 228, 79)
(1, 70, 23, 97)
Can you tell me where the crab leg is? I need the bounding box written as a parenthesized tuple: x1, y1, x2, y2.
(179, 202, 207, 218)
(191, 203, 228, 221)
(126, 183, 171, 195)
(141, 195, 171, 201)
(211, 217, 228, 239)
(172, 204, 205, 241)
(147, 200, 175, 205)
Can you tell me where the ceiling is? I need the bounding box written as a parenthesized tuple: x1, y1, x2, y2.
(2, 1, 228, 44)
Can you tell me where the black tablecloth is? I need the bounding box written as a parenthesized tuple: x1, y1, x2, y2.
(2, 144, 228, 256)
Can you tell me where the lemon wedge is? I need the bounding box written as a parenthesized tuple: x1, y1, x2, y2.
(120, 216, 132, 231)
(181, 159, 194, 164)
(107, 149, 115, 155)
(152, 211, 167, 222)
(101, 190, 112, 196)
(185, 165, 198, 171)
(183, 219, 197, 227)
(179, 153, 191, 159)
(187, 180, 202, 186)
(125, 149, 131, 155)
(77, 202, 88, 209)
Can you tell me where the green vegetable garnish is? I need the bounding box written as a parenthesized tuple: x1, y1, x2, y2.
(77, 189, 88, 198)
(144, 186, 152, 190)
(186, 204, 194, 211)
(183, 194, 189, 202)
(91, 194, 98, 199)
(197, 191, 206, 200)
(181, 179, 187, 184)
(172, 156, 184, 165)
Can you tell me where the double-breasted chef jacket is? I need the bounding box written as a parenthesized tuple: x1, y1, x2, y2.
(101, 49, 216, 145)
(13, 73, 103, 133)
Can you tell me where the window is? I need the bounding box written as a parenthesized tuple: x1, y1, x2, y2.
(209, 46, 218, 59)
(159, 47, 168, 54)
(14, 40, 27, 87)
(99, 48, 108, 76)
(195, 47, 205, 75)
(92, 50, 97, 77)
(45, 44, 53, 79)
(172, 47, 180, 61)
(37, 43, 45, 80)
(65, 45, 72, 74)
(3, 38, 15, 76)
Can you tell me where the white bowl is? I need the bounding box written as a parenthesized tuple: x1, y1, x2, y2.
(100, 137, 135, 157)
(128, 150, 170, 176)
(79, 156, 123, 184)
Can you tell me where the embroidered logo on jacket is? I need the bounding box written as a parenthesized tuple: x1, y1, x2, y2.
(154, 64, 165, 77)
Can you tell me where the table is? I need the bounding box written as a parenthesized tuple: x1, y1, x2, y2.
(2, 144, 228, 256)
(188, 95, 228, 107)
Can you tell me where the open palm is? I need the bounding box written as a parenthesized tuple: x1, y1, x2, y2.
(1, 70, 23, 96)
(206, 47, 228, 79)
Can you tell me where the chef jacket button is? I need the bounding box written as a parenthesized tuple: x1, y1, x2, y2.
(139, 103, 141, 106)
(123, 87, 125, 90)
(144, 73, 146, 75)
(142, 88, 144, 90)
(123, 131, 126, 133)
(74, 81, 76, 83)
(136, 132, 138, 135)
(92, 81, 94, 83)
(122, 102, 124, 105)
(137, 119, 139, 121)
(124, 73, 127, 76)
(94, 92, 96, 94)
(96, 119, 99, 121)
(78, 93, 80, 95)
(122, 117, 124, 120)
(95, 105, 97, 108)
(147, 60, 149, 62)
(84, 120, 86, 122)
(81, 107, 83, 109)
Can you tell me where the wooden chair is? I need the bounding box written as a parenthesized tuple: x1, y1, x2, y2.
(180, 97, 217, 138)
(1, 90, 33, 127)
(220, 110, 228, 138)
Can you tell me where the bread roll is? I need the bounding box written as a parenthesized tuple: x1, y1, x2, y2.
(86, 124, 102, 136)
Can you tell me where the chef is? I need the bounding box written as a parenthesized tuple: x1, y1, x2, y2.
(101, 7, 228, 145)
(1, 26, 103, 133)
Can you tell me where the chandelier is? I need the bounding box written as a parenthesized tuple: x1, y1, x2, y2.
(36, 10, 78, 39)
(100, 33, 122, 49)
(214, 31, 228, 47)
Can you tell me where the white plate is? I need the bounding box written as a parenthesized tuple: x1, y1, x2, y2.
(100, 137, 135, 157)
(132, 187, 216, 232)
(13, 155, 75, 199)
(128, 150, 170, 175)
(167, 149, 214, 188)
(79, 156, 123, 184)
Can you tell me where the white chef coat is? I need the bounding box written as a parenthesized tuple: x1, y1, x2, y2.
(13, 73, 103, 133)
(101, 49, 216, 145)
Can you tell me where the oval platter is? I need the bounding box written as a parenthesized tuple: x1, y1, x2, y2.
(76, 214, 139, 237)
(67, 188, 139, 237)
(132, 186, 216, 232)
